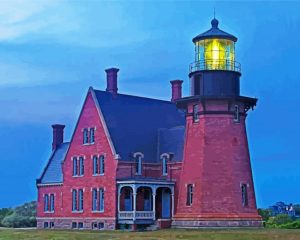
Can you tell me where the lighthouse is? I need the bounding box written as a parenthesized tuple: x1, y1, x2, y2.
(172, 18, 262, 228)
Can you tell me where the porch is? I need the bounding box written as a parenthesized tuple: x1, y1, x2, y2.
(117, 179, 175, 225)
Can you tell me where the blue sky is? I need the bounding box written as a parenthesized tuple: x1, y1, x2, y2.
(0, 1, 299, 208)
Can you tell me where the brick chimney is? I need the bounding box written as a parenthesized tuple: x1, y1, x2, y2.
(170, 80, 183, 102)
(52, 124, 65, 151)
(105, 68, 119, 95)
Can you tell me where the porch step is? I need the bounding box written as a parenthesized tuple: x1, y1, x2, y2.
(145, 221, 159, 231)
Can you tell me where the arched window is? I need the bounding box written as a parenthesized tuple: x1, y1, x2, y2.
(78, 189, 84, 211)
(44, 194, 49, 212)
(49, 194, 54, 212)
(79, 157, 84, 176)
(83, 128, 89, 144)
(135, 155, 142, 175)
(162, 155, 168, 175)
(193, 104, 199, 122)
(90, 128, 95, 143)
(72, 189, 77, 211)
(100, 155, 105, 174)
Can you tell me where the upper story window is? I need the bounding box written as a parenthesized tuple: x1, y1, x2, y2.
(72, 157, 78, 176)
(93, 155, 105, 175)
(161, 155, 169, 176)
(90, 128, 95, 143)
(241, 184, 248, 207)
(193, 104, 199, 122)
(234, 105, 240, 122)
(83, 127, 96, 145)
(92, 188, 104, 212)
(186, 184, 194, 206)
(134, 154, 143, 175)
(73, 156, 84, 177)
(78, 189, 84, 211)
(83, 128, 89, 144)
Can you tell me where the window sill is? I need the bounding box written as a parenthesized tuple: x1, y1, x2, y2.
(162, 174, 168, 176)
(83, 142, 95, 146)
(44, 211, 55, 213)
(92, 174, 105, 177)
(72, 175, 84, 178)
(72, 210, 84, 213)
(91, 210, 104, 213)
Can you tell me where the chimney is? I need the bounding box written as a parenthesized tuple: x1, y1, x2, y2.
(170, 80, 183, 102)
(105, 67, 119, 95)
(52, 124, 65, 151)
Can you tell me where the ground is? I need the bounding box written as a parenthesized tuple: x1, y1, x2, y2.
(0, 229, 300, 240)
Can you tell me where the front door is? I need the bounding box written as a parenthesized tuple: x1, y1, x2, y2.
(161, 189, 171, 218)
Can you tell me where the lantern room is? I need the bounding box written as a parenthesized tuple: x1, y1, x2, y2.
(190, 18, 240, 73)
(188, 18, 241, 97)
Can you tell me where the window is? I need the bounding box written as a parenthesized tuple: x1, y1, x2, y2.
(135, 155, 142, 175)
(99, 189, 104, 212)
(241, 184, 248, 207)
(92, 188, 104, 212)
(44, 222, 49, 228)
(78, 189, 84, 211)
(83, 128, 89, 144)
(50, 194, 55, 212)
(100, 155, 105, 174)
(93, 156, 99, 175)
(234, 105, 240, 122)
(72, 189, 77, 211)
(98, 222, 104, 229)
(90, 128, 95, 143)
(193, 104, 199, 122)
(78, 222, 84, 229)
(50, 222, 54, 228)
(186, 184, 193, 206)
(92, 189, 98, 211)
(79, 157, 84, 176)
(72, 222, 77, 229)
(162, 156, 168, 175)
(44, 195, 49, 212)
(73, 157, 78, 176)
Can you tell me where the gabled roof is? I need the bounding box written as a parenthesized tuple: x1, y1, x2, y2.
(38, 142, 69, 184)
(94, 90, 185, 162)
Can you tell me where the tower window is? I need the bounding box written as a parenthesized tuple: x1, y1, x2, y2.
(72, 157, 78, 176)
(234, 105, 240, 122)
(193, 104, 199, 122)
(49, 194, 55, 212)
(186, 184, 194, 206)
(241, 184, 248, 207)
(44, 194, 49, 212)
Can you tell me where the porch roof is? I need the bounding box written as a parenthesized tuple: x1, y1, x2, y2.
(117, 177, 175, 186)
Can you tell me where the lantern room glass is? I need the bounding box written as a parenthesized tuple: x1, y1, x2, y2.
(195, 39, 235, 71)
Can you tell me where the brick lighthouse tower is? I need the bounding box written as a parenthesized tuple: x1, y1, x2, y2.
(172, 18, 262, 227)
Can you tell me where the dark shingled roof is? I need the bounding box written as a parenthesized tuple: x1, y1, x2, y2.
(94, 90, 185, 163)
(38, 90, 186, 184)
(38, 142, 69, 184)
(192, 18, 237, 43)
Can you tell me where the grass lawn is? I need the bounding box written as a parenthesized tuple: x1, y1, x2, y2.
(0, 228, 300, 240)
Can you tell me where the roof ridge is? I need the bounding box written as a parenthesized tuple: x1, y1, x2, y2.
(94, 89, 174, 104)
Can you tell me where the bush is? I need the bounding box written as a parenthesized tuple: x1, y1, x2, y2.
(279, 220, 300, 229)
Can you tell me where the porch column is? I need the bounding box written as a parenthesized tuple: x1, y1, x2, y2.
(152, 191, 156, 220)
(133, 186, 137, 221)
(117, 185, 121, 214)
(171, 186, 175, 218)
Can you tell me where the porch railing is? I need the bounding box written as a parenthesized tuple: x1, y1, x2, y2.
(118, 211, 154, 220)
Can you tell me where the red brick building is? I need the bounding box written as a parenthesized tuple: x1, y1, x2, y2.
(36, 18, 262, 230)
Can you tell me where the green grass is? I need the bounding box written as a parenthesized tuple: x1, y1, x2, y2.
(0, 228, 300, 240)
